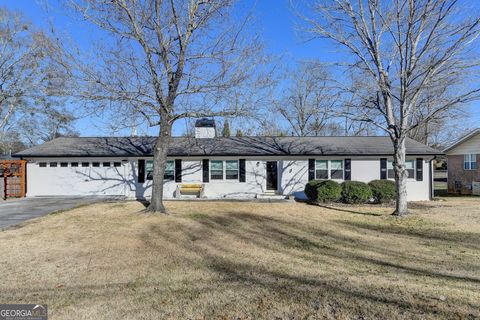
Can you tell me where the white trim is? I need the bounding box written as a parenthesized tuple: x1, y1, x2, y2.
(443, 128, 480, 153)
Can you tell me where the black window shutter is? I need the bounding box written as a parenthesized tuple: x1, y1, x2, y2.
(416, 158, 423, 181)
(175, 159, 182, 183)
(138, 159, 145, 183)
(344, 159, 351, 180)
(239, 159, 246, 182)
(202, 159, 209, 182)
(380, 158, 387, 180)
(308, 159, 315, 181)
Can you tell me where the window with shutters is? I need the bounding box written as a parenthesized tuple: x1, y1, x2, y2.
(209, 160, 239, 180)
(146, 160, 174, 180)
(464, 154, 477, 170)
(315, 160, 344, 180)
(387, 160, 415, 179)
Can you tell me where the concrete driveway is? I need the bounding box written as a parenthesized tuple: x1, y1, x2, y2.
(0, 196, 122, 229)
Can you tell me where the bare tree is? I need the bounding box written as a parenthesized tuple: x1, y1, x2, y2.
(298, 0, 480, 215)
(0, 8, 71, 152)
(273, 61, 342, 136)
(69, 0, 264, 213)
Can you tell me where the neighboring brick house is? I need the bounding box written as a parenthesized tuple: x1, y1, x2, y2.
(444, 129, 480, 195)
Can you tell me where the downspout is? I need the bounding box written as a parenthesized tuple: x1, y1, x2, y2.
(429, 158, 434, 200)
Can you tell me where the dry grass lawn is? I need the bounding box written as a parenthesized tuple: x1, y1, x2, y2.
(0, 198, 479, 319)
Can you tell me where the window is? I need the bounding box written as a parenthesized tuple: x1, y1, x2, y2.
(71, 162, 79, 167)
(387, 160, 415, 179)
(211, 160, 224, 180)
(315, 160, 343, 179)
(165, 160, 174, 180)
(50, 162, 57, 167)
(81, 162, 89, 167)
(330, 160, 344, 179)
(315, 160, 328, 179)
(225, 160, 239, 180)
(103, 162, 111, 167)
(92, 162, 100, 167)
(60, 162, 68, 167)
(113, 162, 121, 167)
(39, 162, 47, 167)
(145, 160, 174, 180)
(464, 154, 477, 170)
(146, 160, 153, 180)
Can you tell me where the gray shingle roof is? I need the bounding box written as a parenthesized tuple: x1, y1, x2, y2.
(13, 136, 442, 158)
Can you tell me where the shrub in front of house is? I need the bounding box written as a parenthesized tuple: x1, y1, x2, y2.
(304, 180, 342, 203)
(341, 181, 373, 204)
(368, 179, 396, 203)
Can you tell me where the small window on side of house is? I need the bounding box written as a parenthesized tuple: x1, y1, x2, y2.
(50, 162, 57, 167)
(464, 154, 477, 170)
(113, 162, 121, 167)
(103, 162, 111, 167)
(92, 162, 100, 167)
(71, 162, 79, 167)
(82, 162, 89, 167)
(60, 162, 68, 167)
(39, 162, 47, 167)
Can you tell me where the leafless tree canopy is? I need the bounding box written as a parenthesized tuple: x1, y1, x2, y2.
(298, 0, 480, 215)
(70, 0, 263, 127)
(269, 61, 376, 137)
(0, 8, 74, 154)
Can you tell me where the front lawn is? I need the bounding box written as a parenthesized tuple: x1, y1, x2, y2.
(1, 199, 479, 319)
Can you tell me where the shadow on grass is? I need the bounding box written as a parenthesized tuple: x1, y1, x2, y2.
(315, 204, 384, 216)
(334, 219, 480, 251)
(139, 209, 480, 317)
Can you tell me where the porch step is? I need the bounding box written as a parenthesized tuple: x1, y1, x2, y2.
(256, 193, 287, 200)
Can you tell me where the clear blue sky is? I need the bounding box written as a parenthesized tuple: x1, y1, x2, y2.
(1, 0, 479, 136)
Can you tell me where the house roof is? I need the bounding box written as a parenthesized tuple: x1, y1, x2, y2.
(13, 136, 442, 158)
(443, 128, 480, 153)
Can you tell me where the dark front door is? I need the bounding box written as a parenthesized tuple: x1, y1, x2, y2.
(266, 161, 278, 191)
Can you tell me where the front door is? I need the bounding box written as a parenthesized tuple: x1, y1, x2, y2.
(266, 161, 278, 191)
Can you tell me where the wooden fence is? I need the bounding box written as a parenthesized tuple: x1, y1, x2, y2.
(1, 160, 26, 199)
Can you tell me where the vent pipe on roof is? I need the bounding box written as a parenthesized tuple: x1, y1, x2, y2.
(194, 118, 216, 138)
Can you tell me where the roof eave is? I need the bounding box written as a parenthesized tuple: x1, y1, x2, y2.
(443, 128, 480, 153)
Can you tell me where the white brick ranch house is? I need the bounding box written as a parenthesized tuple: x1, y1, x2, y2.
(14, 119, 441, 201)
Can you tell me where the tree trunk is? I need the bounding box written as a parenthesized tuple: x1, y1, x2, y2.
(147, 119, 172, 214)
(392, 138, 409, 216)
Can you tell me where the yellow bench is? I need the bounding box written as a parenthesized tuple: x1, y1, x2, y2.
(176, 183, 204, 198)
